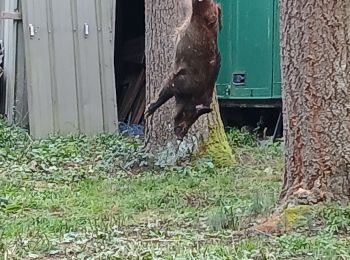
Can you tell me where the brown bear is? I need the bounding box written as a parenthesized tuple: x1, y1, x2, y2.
(145, 0, 222, 140)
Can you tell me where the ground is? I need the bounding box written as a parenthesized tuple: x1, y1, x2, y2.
(1, 118, 350, 259)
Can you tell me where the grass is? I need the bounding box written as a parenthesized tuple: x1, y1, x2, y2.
(0, 119, 349, 259)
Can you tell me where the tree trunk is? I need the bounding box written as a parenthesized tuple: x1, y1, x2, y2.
(144, 0, 234, 167)
(279, 0, 350, 207)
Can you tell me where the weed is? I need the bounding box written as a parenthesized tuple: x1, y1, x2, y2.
(317, 203, 350, 234)
(226, 127, 257, 148)
(0, 118, 349, 259)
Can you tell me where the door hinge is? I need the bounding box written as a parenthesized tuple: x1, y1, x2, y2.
(0, 11, 22, 21)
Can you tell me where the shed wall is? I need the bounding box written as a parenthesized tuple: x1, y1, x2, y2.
(21, 0, 117, 138)
(1, 0, 19, 121)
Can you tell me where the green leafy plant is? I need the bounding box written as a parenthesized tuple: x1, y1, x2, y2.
(226, 127, 257, 147)
(1, 118, 349, 259)
(317, 203, 350, 234)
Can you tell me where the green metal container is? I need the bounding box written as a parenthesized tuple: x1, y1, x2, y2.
(216, 0, 281, 101)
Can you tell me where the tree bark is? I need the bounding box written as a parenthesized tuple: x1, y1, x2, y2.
(144, 0, 234, 167)
(279, 0, 350, 207)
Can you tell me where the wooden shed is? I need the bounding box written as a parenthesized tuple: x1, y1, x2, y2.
(1, 0, 147, 138)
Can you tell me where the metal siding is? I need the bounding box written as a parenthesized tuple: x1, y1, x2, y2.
(14, 19, 29, 127)
(50, 0, 79, 134)
(3, 0, 19, 122)
(74, 0, 104, 134)
(97, 0, 118, 132)
(21, 0, 117, 138)
(22, 0, 55, 138)
(0, 1, 4, 38)
(0, 2, 4, 114)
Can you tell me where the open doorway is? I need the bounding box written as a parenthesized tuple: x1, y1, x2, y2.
(115, 0, 146, 128)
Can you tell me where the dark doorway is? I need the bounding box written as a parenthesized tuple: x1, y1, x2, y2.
(115, 0, 145, 126)
(220, 106, 283, 139)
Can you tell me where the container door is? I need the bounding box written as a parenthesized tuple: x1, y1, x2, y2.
(217, 0, 274, 99)
(21, 0, 117, 138)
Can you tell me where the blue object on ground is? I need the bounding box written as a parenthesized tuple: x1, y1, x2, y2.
(118, 122, 144, 136)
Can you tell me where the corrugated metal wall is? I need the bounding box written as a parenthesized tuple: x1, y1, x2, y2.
(20, 0, 118, 138)
(0, 0, 19, 120)
(0, 1, 4, 37)
(0, 1, 4, 114)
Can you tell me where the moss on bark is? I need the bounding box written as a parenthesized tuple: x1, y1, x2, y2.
(200, 96, 236, 167)
(196, 93, 235, 168)
(200, 123, 235, 168)
(282, 205, 311, 227)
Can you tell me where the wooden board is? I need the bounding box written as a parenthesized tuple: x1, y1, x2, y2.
(119, 68, 145, 121)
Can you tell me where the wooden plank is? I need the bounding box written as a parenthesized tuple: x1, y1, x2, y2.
(0, 11, 22, 20)
(118, 71, 138, 121)
(121, 36, 145, 64)
(49, 0, 79, 134)
(96, 0, 118, 133)
(134, 95, 146, 124)
(73, 0, 104, 134)
(3, 0, 18, 123)
(130, 82, 146, 124)
(22, 0, 54, 138)
(119, 68, 145, 121)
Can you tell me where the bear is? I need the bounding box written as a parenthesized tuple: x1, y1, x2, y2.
(145, 0, 222, 140)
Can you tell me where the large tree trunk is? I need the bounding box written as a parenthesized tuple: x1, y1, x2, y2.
(144, 0, 234, 167)
(279, 0, 350, 207)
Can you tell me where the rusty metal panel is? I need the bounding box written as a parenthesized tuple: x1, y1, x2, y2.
(21, 0, 117, 138)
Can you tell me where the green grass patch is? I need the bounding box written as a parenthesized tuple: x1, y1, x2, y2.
(0, 120, 349, 259)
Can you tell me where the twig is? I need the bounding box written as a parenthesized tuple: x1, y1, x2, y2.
(18, 132, 34, 160)
(26, 131, 33, 143)
(252, 228, 274, 238)
(120, 238, 176, 243)
(114, 164, 133, 175)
